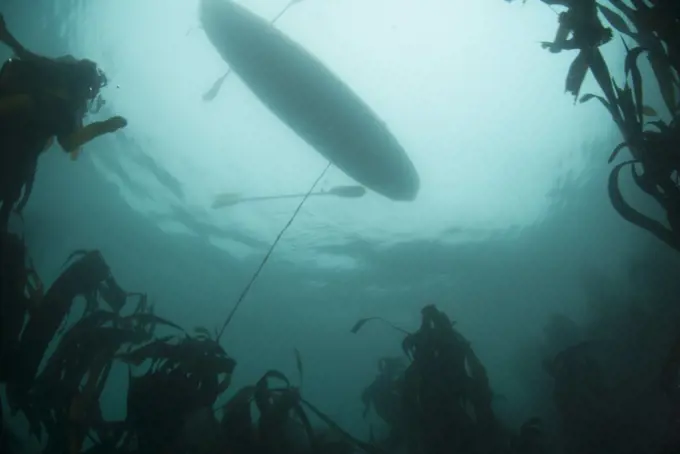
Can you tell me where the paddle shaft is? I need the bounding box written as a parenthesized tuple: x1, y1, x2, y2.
(231, 191, 331, 205)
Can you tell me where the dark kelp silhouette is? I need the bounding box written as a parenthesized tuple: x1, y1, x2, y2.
(539, 267, 680, 454)
(523, 0, 680, 253)
(6, 249, 135, 411)
(212, 365, 385, 454)
(539, 0, 613, 100)
(117, 334, 235, 453)
(3, 231, 679, 453)
(0, 233, 41, 383)
(3, 1, 680, 452)
(352, 304, 545, 454)
(360, 357, 407, 450)
(593, 43, 680, 251)
(542, 341, 616, 454)
(0, 231, 383, 454)
(598, 0, 680, 115)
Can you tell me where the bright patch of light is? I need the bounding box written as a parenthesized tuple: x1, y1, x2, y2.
(72, 0, 622, 251)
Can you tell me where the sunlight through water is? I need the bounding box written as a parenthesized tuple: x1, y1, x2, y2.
(71, 0, 623, 250)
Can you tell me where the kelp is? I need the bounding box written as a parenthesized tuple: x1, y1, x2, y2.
(608, 160, 680, 251)
(0, 233, 38, 382)
(583, 41, 680, 241)
(122, 336, 236, 454)
(360, 357, 407, 450)
(600, 0, 680, 115)
(4, 231, 647, 454)
(350, 316, 410, 335)
(402, 305, 499, 454)
(7, 250, 116, 407)
(214, 368, 385, 454)
(539, 0, 613, 101)
(1, 251, 175, 452)
(0, 237, 201, 454)
(0, 237, 225, 453)
(542, 341, 627, 454)
(353, 305, 542, 454)
(530, 0, 680, 253)
(509, 418, 546, 454)
(4, 2, 680, 453)
(118, 333, 237, 451)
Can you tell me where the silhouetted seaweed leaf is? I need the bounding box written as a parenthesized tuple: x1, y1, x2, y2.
(13, 249, 113, 397)
(123, 313, 185, 333)
(623, 43, 647, 126)
(216, 385, 255, 418)
(258, 370, 291, 389)
(115, 336, 176, 365)
(292, 404, 319, 453)
(608, 160, 680, 251)
(580, 93, 612, 111)
(598, 4, 635, 37)
(99, 276, 129, 313)
(194, 326, 211, 338)
(649, 53, 678, 116)
(566, 50, 589, 101)
(647, 120, 671, 133)
(587, 49, 621, 122)
(217, 385, 256, 451)
(61, 249, 90, 269)
(607, 0, 637, 24)
(608, 141, 631, 163)
(351, 318, 374, 334)
(301, 399, 387, 454)
(350, 317, 409, 335)
(131, 293, 148, 315)
(580, 92, 625, 132)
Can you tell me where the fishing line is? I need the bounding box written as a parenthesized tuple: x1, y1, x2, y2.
(216, 161, 332, 341)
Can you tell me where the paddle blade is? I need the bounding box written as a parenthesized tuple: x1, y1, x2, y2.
(203, 71, 230, 102)
(70, 147, 83, 161)
(329, 185, 366, 198)
(212, 192, 242, 209)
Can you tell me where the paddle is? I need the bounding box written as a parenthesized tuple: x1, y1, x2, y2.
(211, 185, 366, 209)
(203, 0, 306, 102)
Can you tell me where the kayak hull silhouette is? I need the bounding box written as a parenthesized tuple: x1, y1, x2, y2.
(200, 0, 420, 201)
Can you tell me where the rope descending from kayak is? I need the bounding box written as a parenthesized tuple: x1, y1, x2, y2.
(216, 161, 332, 342)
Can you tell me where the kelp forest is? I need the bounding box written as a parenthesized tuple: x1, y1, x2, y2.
(2, 0, 680, 453)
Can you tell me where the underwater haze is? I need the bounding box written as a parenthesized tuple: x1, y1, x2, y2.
(2, 0, 678, 446)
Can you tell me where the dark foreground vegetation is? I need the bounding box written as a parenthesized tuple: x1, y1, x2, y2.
(527, 0, 680, 251)
(2, 0, 680, 453)
(1, 229, 679, 454)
